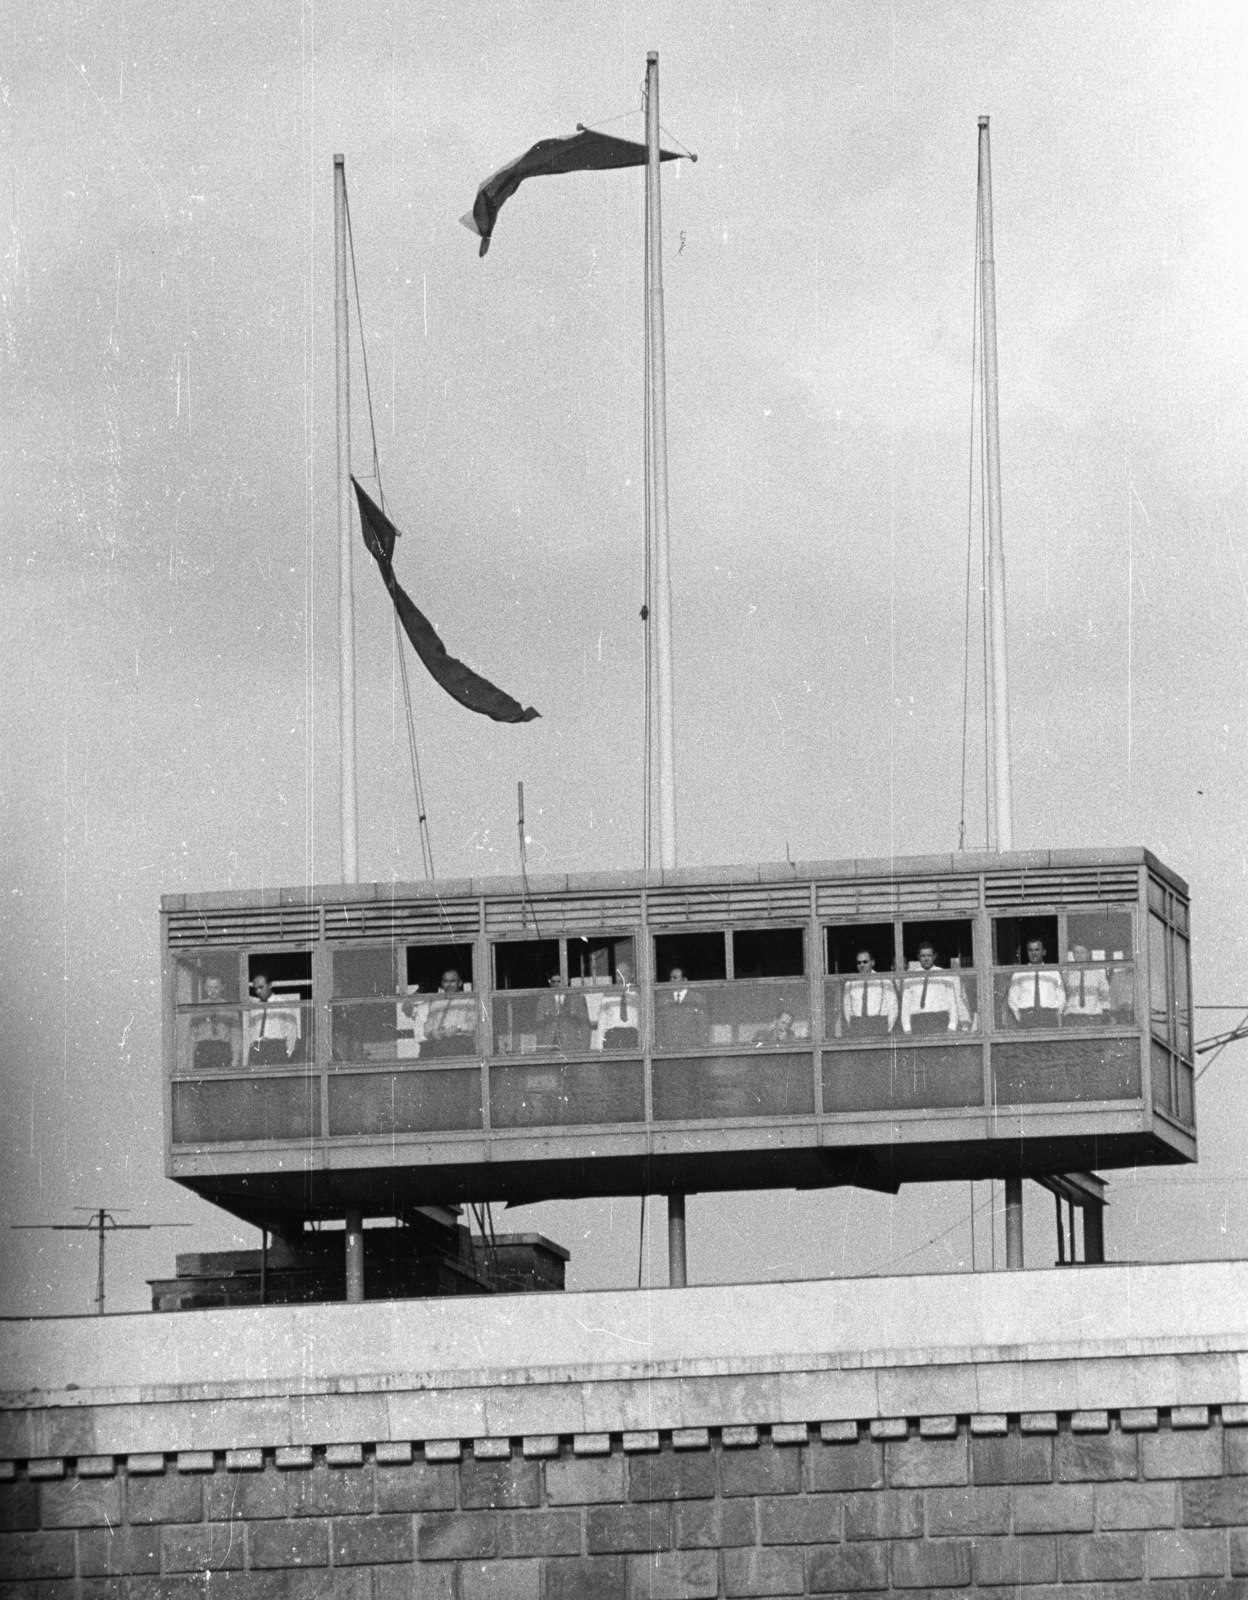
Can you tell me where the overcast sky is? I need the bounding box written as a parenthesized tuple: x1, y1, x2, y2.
(3, 1, 1246, 1316)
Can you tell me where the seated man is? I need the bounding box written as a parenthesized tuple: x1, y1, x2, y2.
(596, 959, 641, 1051)
(1006, 939, 1065, 1028)
(189, 974, 241, 1070)
(656, 966, 711, 1049)
(245, 972, 302, 1066)
(842, 950, 898, 1036)
(421, 969, 478, 1057)
(900, 942, 960, 1035)
(535, 970, 594, 1054)
(754, 1007, 798, 1046)
(1062, 944, 1112, 1026)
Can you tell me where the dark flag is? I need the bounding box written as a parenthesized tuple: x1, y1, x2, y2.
(462, 125, 681, 257)
(353, 479, 539, 724)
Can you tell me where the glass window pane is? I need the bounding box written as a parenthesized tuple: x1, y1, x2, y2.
(996, 957, 1065, 1030)
(175, 953, 240, 1005)
(1062, 960, 1134, 1026)
(653, 980, 716, 1049)
(1151, 1039, 1173, 1114)
(332, 947, 397, 997)
(1148, 879, 1167, 917)
(732, 928, 805, 978)
(1173, 931, 1191, 1057)
(1066, 911, 1134, 962)
(823, 974, 899, 1039)
(177, 1004, 245, 1075)
(1148, 913, 1170, 1044)
(899, 970, 978, 1036)
(697, 978, 810, 1048)
(243, 1000, 315, 1066)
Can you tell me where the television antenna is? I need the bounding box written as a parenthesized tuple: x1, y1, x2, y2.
(11, 1207, 191, 1315)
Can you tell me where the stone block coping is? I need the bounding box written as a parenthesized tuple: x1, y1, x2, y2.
(2, 1259, 1246, 1467)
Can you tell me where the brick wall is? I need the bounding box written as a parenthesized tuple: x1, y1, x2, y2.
(3, 1407, 1247, 1596)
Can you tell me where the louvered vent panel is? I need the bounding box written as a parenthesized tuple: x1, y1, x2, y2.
(486, 893, 643, 935)
(817, 877, 979, 919)
(983, 865, 1139, 907)
(324, 900, 480, 943)
(167, 905, 320, 949)
(645, 883, 811, 928)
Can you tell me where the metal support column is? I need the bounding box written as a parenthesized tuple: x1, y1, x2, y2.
(345, 1209, 365, 1303)
(1005, 1177, 1024, 1268)
(667, 1193, 687, 1287)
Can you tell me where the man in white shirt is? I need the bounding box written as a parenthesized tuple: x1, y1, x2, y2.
(422, 969, 478, 1057)
(1007, 939, 1065, 1029)
(843, 950, 898, 1036)
(1062, 944, 1112, 1026)
(245, 972, 302, 1065)
(596, 960, 641, 1051)
(900, 942, 960, 1035)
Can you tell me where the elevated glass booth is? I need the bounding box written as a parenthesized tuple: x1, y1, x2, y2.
(162, 847, 1196, 1231)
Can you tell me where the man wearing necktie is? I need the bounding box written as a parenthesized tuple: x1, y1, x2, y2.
(598, 959, 641, 1051)
(1006, 939, 1065, 1028)
(245, 972, 301, 1066)
(900, 942, 960, 1035)
(189, 974, 242, 1070)
(536, 970, 593, 1054)
(657, 965, 711, 1048)
(843, 950, 898, 1036)
(1062, 944, 1112, 1026)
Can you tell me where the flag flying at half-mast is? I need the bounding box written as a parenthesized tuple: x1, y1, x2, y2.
(462, 125, 681, 257)
(353, 479, 539, 724)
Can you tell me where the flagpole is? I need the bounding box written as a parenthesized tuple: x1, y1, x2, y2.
(335, 155, 360, 887)
(646, 54, 677, 875)
(978, 117, 1025, 1270)
(646, 51, 686, 1289)
(334, 155, 364, 1306)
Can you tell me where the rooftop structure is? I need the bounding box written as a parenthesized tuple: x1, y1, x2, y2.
(162, 845, 1195, 1244)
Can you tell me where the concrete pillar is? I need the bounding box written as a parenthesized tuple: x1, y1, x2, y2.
(668, 1193, 687, 1287)
(1005, 1178, 1024, 1268)
(345, 1209, 365, 1303)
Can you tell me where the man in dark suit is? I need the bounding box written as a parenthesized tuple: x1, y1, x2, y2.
(656, 965, 712, 1049)
(535, 971, 593, 1054)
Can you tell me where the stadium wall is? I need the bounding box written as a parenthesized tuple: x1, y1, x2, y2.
(2, 1259, 1247, 1595)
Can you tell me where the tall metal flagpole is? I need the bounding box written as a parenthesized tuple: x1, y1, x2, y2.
(979, 118, 1023, 1269)
(978, 119, 1013, 854)
(334, 154, 365, 1303)
(335, 155, 360, 885)
(646, 54, 678, 873)
(645, 52, 686, 1288)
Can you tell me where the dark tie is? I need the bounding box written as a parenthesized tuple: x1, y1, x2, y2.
(862, 982, 871, 1018)
(620, 985, 628, 1023)
(920, 975, 929, 1008)
(1079, 970, 1086, 1006)
(259, 1005, 268, 1038)
(1033, 971, 1041, 1011)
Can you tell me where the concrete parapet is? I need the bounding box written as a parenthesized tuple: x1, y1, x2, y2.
(1, 1260, 1246, 1589)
